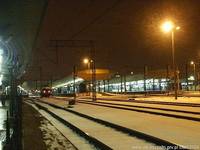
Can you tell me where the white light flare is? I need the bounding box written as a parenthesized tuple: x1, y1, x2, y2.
(0, 74, 3, 85)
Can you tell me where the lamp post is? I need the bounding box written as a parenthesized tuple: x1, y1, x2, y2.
(83, 58, 96, 101)
(83, 58, 90, 69)
(190, 61, 196, 91)
(161, 20, 180, 99)
(73, 65, 77, 102)
(83, 58, 91, 96)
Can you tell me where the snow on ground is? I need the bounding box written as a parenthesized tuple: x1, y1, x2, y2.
(39, 119, 76, 150)
(95, 100, 200, 113)
(39, 98, 200, 149)
(135, 96, 200, 104)
(77, 92, 200, 104)
(40, 102, 164, 150)
(25, 101, 76, 150)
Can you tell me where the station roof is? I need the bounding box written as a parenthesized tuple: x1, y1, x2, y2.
(51, 68, 180, 88)
(77, 69, 112, 81)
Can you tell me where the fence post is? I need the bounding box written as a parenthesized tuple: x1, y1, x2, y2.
(6, 111, 10, 145)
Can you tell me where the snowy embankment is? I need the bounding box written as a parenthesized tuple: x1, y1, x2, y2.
(25, 101, 76, 150)
(39, 119, 76, 150)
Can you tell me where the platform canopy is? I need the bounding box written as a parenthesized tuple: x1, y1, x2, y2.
(147, 70, 175, 78)
(77, 69, 112, 81)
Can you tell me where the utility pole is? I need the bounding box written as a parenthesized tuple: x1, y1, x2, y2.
(49, 39, 97, 101)
(185, 63, 189, 91)
(120, 75, 123, 93)
(49, 40, 65, 64)
(73, 65, 77, 102)
(171, 31, 178, 99)
(193, 63, 196, 91)
(107, 80, 110, 92)
(166, 65, 170, 94)
(144, 65, 148, 95)
(90, 41, 96, 101)
(124, 75, 127, 93)
(50, 77, 53, 88)
(35, 80, 38, 90)
(39, 66, 42, 90)
(103, 80, 106, 92)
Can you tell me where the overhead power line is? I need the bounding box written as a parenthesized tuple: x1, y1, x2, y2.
(69, 0, 122, 39)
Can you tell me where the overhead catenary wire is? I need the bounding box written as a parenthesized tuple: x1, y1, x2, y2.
(34, 0, 122, 82)
(54, 0, 95, 38)
(68, 0, 122, 40)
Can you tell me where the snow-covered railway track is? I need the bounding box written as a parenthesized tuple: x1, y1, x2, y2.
(25, 99, 111, 150)
(79, 100, 200, 115)
(96, 98, 200, 107)
(32, 99, 187, 150)
(77, 100, 200, 122)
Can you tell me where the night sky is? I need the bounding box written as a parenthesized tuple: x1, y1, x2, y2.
(30, 0, 200, 80)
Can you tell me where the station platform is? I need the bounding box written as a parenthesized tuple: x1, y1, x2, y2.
(22, 99, 77, 150)
(22, 102, 47, 150)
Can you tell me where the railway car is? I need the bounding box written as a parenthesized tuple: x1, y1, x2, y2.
(41, 87, 52, 97)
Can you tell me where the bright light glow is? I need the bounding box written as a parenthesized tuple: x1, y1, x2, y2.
(52, 78, 84, 89)
(115, 74, 120, 78)
(161, 21, 174, 33)
(0, 48, 3, 64)
(190, 61, 194, 65)
(0, 75, 3, 86)
(83, 58, 89, 64)
(0, 55, 2, 64)
(176, 26, 180, 30)
(18, 85, 28, 93)
(0, 76, 2, 84)
(188, 76, 194, 81)
(0, 48, 3, 55)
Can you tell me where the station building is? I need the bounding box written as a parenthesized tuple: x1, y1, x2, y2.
(52, 68, 196, 95)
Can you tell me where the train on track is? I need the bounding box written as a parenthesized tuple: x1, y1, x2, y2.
(40, 87, 52, 97)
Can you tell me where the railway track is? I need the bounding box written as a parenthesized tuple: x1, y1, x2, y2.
(79, 99, 200, 115)
(96, 98, 200, 107)
(31, 98, 188, 150)
(77, 100, 200, 122)
(25, 99, 111, 150)
(52, 96, 200, 122)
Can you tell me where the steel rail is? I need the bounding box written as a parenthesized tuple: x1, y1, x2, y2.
(36, 99, 188, 150)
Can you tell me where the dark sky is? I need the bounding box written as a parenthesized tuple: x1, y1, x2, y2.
(30, 0, 200, 80)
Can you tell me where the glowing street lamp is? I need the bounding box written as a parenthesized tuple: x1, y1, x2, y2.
(161, 21, 174, 33)
(83, 58, 91, 69)
(161, 20, 180, 99)
(83, 58, 89, 64)
(82, 57, 92, 95)
(190, 61, 196, 90)
(161, 21, 180, 33)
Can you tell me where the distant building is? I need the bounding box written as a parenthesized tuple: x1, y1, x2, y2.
(51, 68, 196, 95)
